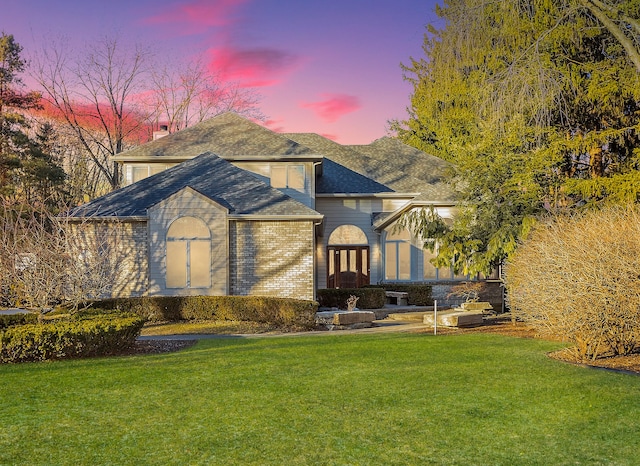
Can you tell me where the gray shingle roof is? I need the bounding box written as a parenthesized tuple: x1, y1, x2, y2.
(283, 133, 456, 201)
(71, 152, 322, 218)
(113, 112, 315, 161)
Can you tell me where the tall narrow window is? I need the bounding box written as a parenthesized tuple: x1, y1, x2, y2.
(166, 217, 211, 288)
(385, 229, 411, 281)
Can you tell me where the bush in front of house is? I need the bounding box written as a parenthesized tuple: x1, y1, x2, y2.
(317, 288, 386, 310)
(366, 284, 433, 306)
(506, 207, 640, 361)
(0, 313, 145, 363)
(84, 296, 318, 330)
(0, 312, 38, 329)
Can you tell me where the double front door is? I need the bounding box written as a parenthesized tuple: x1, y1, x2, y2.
(327, 246, 370, 288)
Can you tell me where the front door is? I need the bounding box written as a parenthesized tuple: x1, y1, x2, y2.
(327, 246, 370, 288)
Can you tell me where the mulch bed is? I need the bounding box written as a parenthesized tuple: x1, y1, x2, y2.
(450, 316, 640, 375)
(125, 339, 197, 355)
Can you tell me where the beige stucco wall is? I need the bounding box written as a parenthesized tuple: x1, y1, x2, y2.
(229, 220, 315, 300)
(147, 187, 229, 296)
(66, 220, 148, 298)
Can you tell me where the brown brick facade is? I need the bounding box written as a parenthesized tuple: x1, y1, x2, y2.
(229, 220, 315, 300)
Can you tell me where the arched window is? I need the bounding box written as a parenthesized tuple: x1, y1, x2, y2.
(328, 224, 368, 245)
(327, 225, 369, 288)
(166, 216, 211, 288)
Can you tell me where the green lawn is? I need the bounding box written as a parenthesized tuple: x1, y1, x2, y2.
(1, 332, 639, 465)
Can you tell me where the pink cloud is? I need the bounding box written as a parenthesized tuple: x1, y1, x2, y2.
(300, 94, 361, 123)
(263, 118, 286, 133)
(207, 46, 300, 87)
(142, 0, 247, 34)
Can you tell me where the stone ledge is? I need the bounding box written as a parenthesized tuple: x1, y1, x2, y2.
(423, 310, 483, 328)
(315, 310, 376, 328)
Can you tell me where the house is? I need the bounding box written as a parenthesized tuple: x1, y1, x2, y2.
(70, 112, 469, 302)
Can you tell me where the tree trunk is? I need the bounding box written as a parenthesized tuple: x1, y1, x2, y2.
(581, 0, 640, 73)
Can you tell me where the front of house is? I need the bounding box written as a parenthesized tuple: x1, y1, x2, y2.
(71, 112, 472, 302)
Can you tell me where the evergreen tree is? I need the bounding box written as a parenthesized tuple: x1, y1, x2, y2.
(393, 0, 640, 274)
(0, 33, 66, 207)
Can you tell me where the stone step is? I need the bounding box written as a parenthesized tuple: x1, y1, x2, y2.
(315, 310, 376, 326)
(385, 312, 427, 322)
(423, 310, 483, 328)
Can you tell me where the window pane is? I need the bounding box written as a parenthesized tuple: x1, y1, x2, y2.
(399, 242, 411, 280)
(190, 240, 211, 288)
(386, 228, 411, 241)
(288, 165, 305, 189)
(166, 242, 187, 288)
(132, 166, 148, 183)
(149, 165, 166, 176)
(270, 165, 286, 188)
(328, 225, 367, 245)
(423, 249, 437, 279)
(361, 250, 368, 278)
(328, 249, 335, 275)
(349, 249, 357, 272)
(385, 243, 397, 280)
(168, 217, 210, 240)
(340, 249, 348, 272)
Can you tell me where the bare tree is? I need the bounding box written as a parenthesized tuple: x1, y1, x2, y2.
(31, 36, 151, 192)
(0, 198, 127, 315)
(506, 207, 640, 361)
(145, 57, 263, 134)
(31, 36, 264, 197)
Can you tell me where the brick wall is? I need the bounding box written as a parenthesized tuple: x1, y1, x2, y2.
(230, 220, 315, 300)
(67, 220, 148, 298)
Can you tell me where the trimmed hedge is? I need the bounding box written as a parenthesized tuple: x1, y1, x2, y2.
(82, 296, 318, 330)
(0, 313, 145, 363)
(367, 284, 433, 306)
(317, 288, 386, 310)
(0, 312, 38, 329)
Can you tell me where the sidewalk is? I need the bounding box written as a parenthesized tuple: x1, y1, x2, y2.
(138, 320, 429, 341)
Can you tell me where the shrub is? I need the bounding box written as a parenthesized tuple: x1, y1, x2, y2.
(0, 312, 38, 329)
(0, 313, 145, 363)
(367, 284, 433, 306)
(317, 288, 386, 309)
(506, 207, 640, 361)
(84, 296, 318, 330)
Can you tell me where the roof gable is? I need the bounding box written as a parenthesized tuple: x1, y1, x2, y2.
(148, 186, 229, 214)
(71, 152, 322, 218)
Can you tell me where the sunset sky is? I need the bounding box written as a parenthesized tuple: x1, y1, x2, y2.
(3, 0, 440, 144)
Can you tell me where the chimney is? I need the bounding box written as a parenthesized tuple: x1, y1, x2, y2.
(153, 124, 170, 140)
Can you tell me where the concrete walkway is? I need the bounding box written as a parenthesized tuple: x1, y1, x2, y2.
(138, 319, 430, 341)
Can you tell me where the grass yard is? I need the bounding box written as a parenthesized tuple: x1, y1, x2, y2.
(1, 332, 639, 465)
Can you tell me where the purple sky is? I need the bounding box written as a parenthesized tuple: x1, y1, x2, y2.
(3, 0, 440, 143)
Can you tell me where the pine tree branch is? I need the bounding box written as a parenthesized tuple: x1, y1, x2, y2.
(580, 0, 640, 72)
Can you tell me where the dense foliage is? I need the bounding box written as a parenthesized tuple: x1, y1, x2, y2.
(316, 288, 387, 310)
(84, 296, 318, 330)
(394, 0, 640, 274)
(366, 284, 433, 306)
(0, 312, 37, 329)
(0, 312, 144, 363)
(506, 206, 640, 360)
(0, 33, 66, 208)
